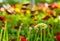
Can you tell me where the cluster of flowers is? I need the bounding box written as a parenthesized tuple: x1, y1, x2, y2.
(0, 2, 60, 41)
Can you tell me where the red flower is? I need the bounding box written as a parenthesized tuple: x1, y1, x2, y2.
(43, 15, 50, 20)
(19, 36, 27, 41)
(21, 38, 27, 41)
(56, 35, 60, 41)
(0, 16, 5, 21)
(14, 26, 20, 29)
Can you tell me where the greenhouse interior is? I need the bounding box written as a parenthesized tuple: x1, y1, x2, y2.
(0, 0, 60, 41)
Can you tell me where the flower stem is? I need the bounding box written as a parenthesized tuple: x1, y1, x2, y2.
(44, 29, 46, 41)
(3, 21, 8, 41)
(17, 26, 21, 41)
(40, 29, 42, 41)
(0, 29, 3, 41)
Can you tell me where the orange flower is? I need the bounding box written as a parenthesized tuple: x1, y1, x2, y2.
(46, 8, 51, 15)
(50, 10, 55, 15)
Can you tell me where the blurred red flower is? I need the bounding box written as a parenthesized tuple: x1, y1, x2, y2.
(0, 16, 5, 21)
(19, 36, 27, 41)
(56, 35, 60, 41)
(43, 15, 50, 20)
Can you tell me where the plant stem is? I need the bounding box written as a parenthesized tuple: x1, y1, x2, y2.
(0, 29, 3, 41)
(40, 29, 42, 41)
(27, 30, 31, 41)
(3, 21, 8, 41)
(17, 26, 21, 41)
(44, 29, 46, 41)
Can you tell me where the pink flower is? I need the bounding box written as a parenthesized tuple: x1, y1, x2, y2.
(51, 2, 58, 8)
